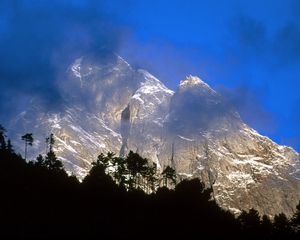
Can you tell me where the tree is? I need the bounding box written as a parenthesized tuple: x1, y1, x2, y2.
(0, 124, 6, 150)
(273, 213, 293, 239)
(35, 154, 45, 168)
(126, 151, 148, 189)
(145, 162, 158, 193)
(111, 156, 127, 187)
(6, 139, 14, 153)
(161, 166, 176, 188)
(95, 152, 115, 171)
(44, 150, 63, 172)
(260, 215, 272, 239)
(21, 133, 33, 160)
(83, 155, 116, 191)
(292, 201, 300, 228)
(43, 134, 63, 172)
(237, 208, 261, 237)
(46, 133, 55, 153)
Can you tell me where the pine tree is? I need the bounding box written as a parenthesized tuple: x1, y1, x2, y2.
(126, 151, 148, 189)
(43, 134, 63, 172)
(161, 166, 176, 188)
(7, 139, 14, 153)
(260, 215, 272, 239)
(95, 152, 114, 170)
(0, 124, 7, 150)
(112, 156, 127, 187)
(145, 162, 158, 193)
(273, 213, 293, 239)
(291, 201, 300, 228)
(46, 133, 55, 153)
(35, 154, 45, 168)
(44, 150, 63, 172)
(21, 133, 34, 160)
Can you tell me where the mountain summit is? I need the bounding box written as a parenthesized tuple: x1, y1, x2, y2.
(9, 55, 300, 216)
(179, 75, 215, 92)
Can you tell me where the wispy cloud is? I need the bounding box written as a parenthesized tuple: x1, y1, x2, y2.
(0, 0, 126, 119)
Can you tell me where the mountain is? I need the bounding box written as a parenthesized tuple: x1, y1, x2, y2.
(7, 55, 300, 217)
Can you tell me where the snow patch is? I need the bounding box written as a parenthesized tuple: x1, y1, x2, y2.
(56, 136, 78, 154)
(131, 93, 145, 104)
(227, 171, 255, 188)
(48, 114, 61, 129)
(178, 135, 195, 142)
(179, 75, 216, 93)
(71, 58, 83, 86)
(178, 172, 193, 178)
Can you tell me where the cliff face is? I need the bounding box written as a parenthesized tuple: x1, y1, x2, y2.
(9, 55, 300, 217)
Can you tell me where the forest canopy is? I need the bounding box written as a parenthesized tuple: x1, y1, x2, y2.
(0, 124, 299, 240)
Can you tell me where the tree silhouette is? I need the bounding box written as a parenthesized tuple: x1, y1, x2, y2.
(6, 139, 14, 153)
(94, 152, 115, 173)
(260, 215, 272, 239)
(111, 156, 127, 187)
(0, 124, 6, 149)
(292, 203, 300, 240)
(46, 133, 55, 153)
(21, 133, 34, 160)
(273, 213, 293, 239)
(43, 135, 63, 172)
(126, 151, 148, 189)
(0, 123, 299, 240)
(44, 150, 63, 172)
(237, 208, 261, 238)
(292, 201, 300, 228)
(161, 166, 176, 188)
(145, 162, 158, 193)
(35, 154, 45, 168)
(83, 155, 116, 192)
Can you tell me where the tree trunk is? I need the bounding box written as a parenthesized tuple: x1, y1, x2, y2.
(24, 142, 27, 160)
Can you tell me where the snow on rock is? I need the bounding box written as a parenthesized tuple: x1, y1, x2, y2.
(179, 75, 216, 94)
(178, 135, 195, 142)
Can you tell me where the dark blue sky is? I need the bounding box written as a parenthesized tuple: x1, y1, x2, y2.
(0, 0, 299, 150)
(115, 0, 300, 151)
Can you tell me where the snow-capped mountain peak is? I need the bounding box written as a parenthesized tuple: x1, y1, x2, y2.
(179, 75, 213, 90)
(9, 55, 300, 218)
(180, 75, 203, 86)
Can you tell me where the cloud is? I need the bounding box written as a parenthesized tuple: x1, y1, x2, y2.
(218, 85, 277, 134)
(230, 15, 267, 53)
(0, 0, 125, 120)
(229, 11, 300, 67)
(272, 23, 300, 66)
(166, 82, 241, 136)
(119, 35, 216, 90)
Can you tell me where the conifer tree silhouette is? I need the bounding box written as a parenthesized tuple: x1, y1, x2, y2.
(6, 139, 14, 153)
(0, 124, 6, 149)
(161, 165, 176, 188)
(46, 133, 55, 153)
(292, 201, 300, 227)
(273, 213, 293, 239)
(44, 150, 63, 172)
(21, 133, 33, 160)
(43, 134, 63, 172)
(112, 156, 127, 187)
(145, 162, 158, 193)
(126, 151, 148, 189)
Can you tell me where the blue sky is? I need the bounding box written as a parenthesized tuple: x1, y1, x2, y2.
(0, 0, 299, 150)
(113, 0, 300, 150)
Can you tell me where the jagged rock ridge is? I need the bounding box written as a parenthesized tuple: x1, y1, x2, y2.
(8, 55, 300, 217)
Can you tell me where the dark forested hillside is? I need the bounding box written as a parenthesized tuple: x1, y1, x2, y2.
(0, 125, 299, 240)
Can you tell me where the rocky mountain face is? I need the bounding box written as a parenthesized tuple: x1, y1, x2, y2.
(8, 55, 300, 217)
